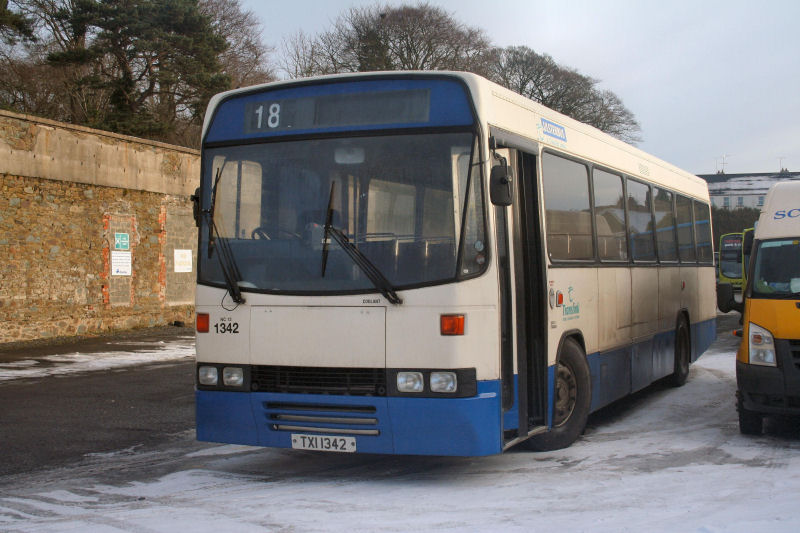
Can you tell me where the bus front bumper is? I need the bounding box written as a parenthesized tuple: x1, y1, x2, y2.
(196, 380, 503, 457)
(736, 343, 800, 416)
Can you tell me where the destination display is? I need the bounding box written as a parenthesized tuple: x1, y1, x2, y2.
(203, 78, 474, 144)
(243, 89, 430, 133)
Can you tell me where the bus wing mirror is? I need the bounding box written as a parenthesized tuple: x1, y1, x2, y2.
(743, 232, 754, 251)
(191, 187, 201, 227)
(716, 282, 743, 314)
(490, 165, 513, 206)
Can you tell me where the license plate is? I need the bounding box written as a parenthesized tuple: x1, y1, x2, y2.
(291, 434, 356, 453)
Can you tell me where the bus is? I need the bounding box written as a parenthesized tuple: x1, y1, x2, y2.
(193, 72, 717, 456)
(718, 232, 744, 288)
(718, 182, 800, 434)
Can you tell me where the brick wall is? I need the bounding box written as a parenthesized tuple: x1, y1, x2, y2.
(0, 110, 200, 344)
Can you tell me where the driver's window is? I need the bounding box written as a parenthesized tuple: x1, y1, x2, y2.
(239, 161, 262, 238)
(214, 158, 263, 239)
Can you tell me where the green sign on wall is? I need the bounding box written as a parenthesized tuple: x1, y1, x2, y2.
(114, 232, 130, 250)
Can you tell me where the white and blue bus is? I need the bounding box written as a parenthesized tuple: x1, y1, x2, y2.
(193, 72, 716, 455)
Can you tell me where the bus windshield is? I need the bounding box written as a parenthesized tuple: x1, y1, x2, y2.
(719, 234, 743, 279)
(751, 239, 800, 298)
(198, 132, 486, 294)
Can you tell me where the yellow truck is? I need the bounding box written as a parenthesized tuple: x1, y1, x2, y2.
(718, 181, 800, 434)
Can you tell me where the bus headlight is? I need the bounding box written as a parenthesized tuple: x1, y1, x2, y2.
(397, 372, 424, 393)
(430, 371, 458, 393)
(748, 323, 776, 366)
(198, 366, 218, 386)
(223, 366, 245, 387)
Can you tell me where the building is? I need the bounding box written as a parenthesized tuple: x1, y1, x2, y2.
(697, 171, 800, 210)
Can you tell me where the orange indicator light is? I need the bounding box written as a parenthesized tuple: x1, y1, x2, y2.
(196, 313, 210, 333)
(440, 314, 465, 336)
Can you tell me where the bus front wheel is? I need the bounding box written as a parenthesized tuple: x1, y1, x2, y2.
(524, 338, 591, 451)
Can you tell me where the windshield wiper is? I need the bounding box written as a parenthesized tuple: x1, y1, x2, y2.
(204, 167, 244, 304)
(326, 226, 403, 305)
(320, 182, 336, 278)
(320, 181, 401, 304)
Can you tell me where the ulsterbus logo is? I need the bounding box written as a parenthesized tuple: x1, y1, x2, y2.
(562, 286, 580, 318)
(541, 119, 567, 142)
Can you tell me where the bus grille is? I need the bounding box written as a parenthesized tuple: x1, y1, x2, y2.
(790, 340, 800, 371)
(251, 365, 387, 396)
(265, 402, 380, 436)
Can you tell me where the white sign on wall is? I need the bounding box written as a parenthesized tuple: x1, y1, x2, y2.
(174, 249, 193, 273)
(111, 251, 132, 276)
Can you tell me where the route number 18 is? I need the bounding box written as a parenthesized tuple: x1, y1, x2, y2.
(255, 103, 280, 129)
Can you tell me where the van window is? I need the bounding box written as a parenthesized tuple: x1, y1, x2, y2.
(751, 239, 800, 297)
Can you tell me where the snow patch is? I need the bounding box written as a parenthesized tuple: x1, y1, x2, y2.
(0, 340, 194, 382)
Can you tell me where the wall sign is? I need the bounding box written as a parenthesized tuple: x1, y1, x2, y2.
(114, 232, 130, 250)
(111, 251, 132, 276)
(174, 249, 193, 273)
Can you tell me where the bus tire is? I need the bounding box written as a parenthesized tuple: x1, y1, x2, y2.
(524, 338, 591, 452)
(738, 405, 763, 435)
(669, 316, 691, 387)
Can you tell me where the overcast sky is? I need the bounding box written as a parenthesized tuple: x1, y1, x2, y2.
(240, 0, 800, 175)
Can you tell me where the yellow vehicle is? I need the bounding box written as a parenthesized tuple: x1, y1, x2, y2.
(718, 181, 800, 434)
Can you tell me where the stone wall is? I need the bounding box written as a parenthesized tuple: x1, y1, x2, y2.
(0, 110, 200, 345)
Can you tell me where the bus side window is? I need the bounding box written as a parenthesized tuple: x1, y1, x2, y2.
(653, 187, 678, 262)
(675, 195, 696, 263)
(693, 201, 713, 263)
(542, 153, 593, 261)
(626, 179, 656, 262)
(592, 168, 627, 261)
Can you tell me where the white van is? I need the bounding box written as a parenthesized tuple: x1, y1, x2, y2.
(718, 180, 800, 434)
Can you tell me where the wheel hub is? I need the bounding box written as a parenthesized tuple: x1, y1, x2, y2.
(553, 362, 578, 427)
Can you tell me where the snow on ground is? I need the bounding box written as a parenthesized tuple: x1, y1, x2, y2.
(2, 341, 800, 532)
(0, 336, 195, 382)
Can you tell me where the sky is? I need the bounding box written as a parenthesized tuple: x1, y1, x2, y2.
(238, 0, 800, 176)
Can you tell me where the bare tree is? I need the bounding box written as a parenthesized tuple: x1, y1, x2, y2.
(489, 46, 641, 143)
(199, 0, 275, 89)
(280, 2, 493, 77)
(378, 4, 491, 72)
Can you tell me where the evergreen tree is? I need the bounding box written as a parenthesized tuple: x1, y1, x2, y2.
(47, 0, 229, 141)
(711, 206, 760, 246)
(0, 0, 34, 44)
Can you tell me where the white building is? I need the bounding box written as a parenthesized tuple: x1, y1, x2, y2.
(698, 171, 800, 210)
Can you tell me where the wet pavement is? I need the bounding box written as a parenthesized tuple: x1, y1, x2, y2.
(0, 325, 197, 476)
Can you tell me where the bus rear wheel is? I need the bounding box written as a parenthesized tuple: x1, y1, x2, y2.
(524, 338, 591, 452)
